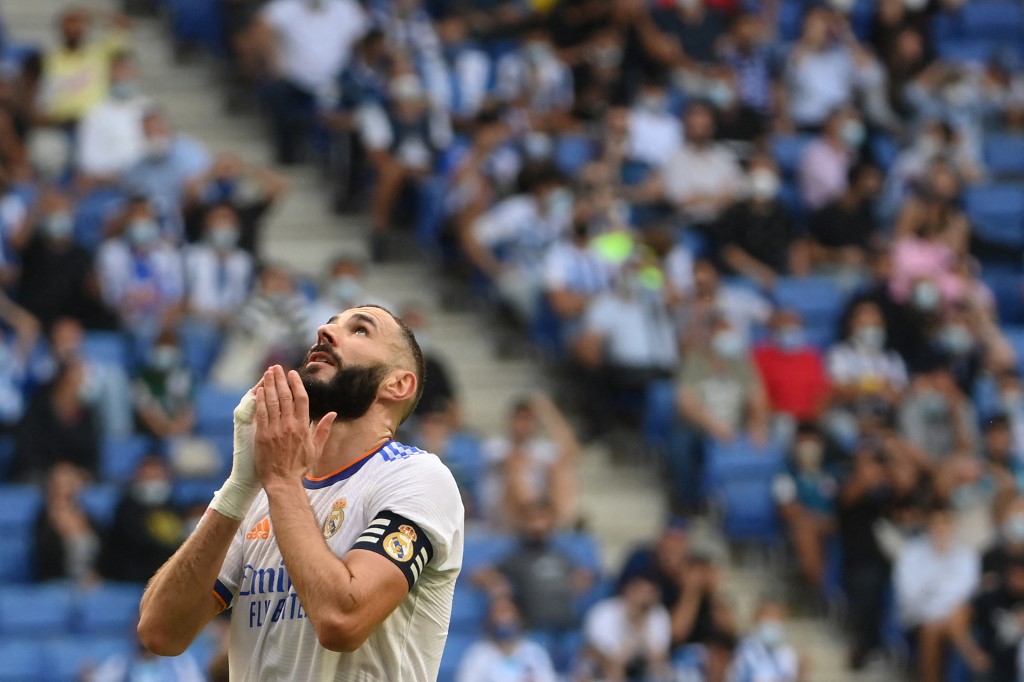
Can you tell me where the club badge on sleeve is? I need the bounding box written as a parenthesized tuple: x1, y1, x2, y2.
(383, 525, 417, 562)
(322, 498, 347, 539)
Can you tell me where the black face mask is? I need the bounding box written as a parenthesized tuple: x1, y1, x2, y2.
(298, 345, 388, 422)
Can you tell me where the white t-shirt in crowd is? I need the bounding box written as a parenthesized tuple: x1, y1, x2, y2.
(456, 638, 558, 682)
(662, 143, 744, 223)
(76, 96, 150, 176)
(894, 536, 979, 627)
(183, 244, 254, 318)
(481, 436, 560, 523)
(584, 597, 672, 663)
(627, 107, 683, 168)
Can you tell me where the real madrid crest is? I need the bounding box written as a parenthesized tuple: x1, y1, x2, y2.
(322, 498, 347, 539)
(383, 524, 417, 562)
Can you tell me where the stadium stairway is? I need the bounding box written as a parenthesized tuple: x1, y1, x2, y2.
(5, 2, 898, 679)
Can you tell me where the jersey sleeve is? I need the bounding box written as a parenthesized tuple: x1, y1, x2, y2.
(363, 455, 465, 581)
(213, 519, 246, 611)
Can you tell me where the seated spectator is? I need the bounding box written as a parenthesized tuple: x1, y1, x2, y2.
(359, 69, 452, 260)
(959, 555, 1024, 682)
(677, 315, 769, 446)
(37, 6, 131, 127)
(754, 310, 831, 424)
(898, 362, 977, 460)
(75, 50, 149, 184)
(399, 302, 459, 423)
(462, 164, 571, 321)
(773, 424, 840, 591)
(11, 358, 100, 482)
(825, 300, 907, 447)
(808, 162, 883, 271)
(714, 155, 800, 289)
(660, 100, 744, 230)
(677, 258, 772, 350)
(493, 20, 574, 131)
(995, 369, 1024, 457)
(473, 500, 595, 634)
(182, 152, 286, 253)
(482, 395, 578, 529)
(183, 204, 255, 326)
(457, 596, 557, 682)
(18, 189, 116, 331)
(618, 518, 691, 608)
(408, 407, 482, 520)
(716, 12, 773, 116)
(211, 263, 313, 390)
(246, 0, 369, 164)
(729, 597, 802, 682)
(981, 416, 1024, 499)
(883, 120, 980, 218)
(428, 13, 490, 124)
(33, 462, 100, 583)
(90, 637, 205, 682)
(133, 330, 195, 440)
(707, 69, 769, 149)
(626, 74, 683, 169)
(577, 574, 672, 682)
(982, 496, 1024, 593)
(101, 456, 183, 583)
(797, 106, 863, 211)
(96, 196, 184, 344)
(122, 109, 211, 236)
(310, 254, 391, 330)
(894, 502, 980, 682)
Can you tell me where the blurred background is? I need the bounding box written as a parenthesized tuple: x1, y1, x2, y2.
(0, 0, 1023, 680)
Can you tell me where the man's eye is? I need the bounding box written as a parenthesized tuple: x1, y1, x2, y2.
(355, 326, 368, 336)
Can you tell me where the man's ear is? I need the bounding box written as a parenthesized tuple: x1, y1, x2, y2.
(380, 369, 417, 405)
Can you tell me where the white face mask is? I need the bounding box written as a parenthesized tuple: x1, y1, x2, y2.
(840, 119, 866, 148)
(748, 168, 780, 201)
(330, 275, 363, 303)
(911, 280, 941, 311)
(208, 225, 239, 251)
(544, 188, 574, 225)
(756, 620, 786, 648)
(144, 135, 172, 159)
(132, 479, 172, 506)
(853, 325, 885, 350)
(128, 219, 160, 247)
(712, 329, 745, 358)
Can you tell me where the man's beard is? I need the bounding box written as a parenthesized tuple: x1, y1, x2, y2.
(298, 346, 388, 422)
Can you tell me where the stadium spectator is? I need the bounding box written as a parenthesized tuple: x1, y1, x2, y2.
(982, 496, 1024, 593)
(617, 517, 691, 607)
(667, 551, 737, 680)
(714, 154, 801, 288)
(960, 554, 1024, 681)
(481, 394, 578, 529)
(408, 407, 482, 520)
(677, 258, 772, 350)
(898, 362, 977, 460)
(716, 11, 772, 116)
(577, 573, 672, 682)
(37, 6, 131, 126)
(494, 20, 574, 130)
(182, 204, 255, 325)
(894, 502, 980, 682)
(797, 106, 863, 211)
(773, 424, 840, 591)
(398, 302, 459, 422)
(660, 100, 744, 230)
(101, 456, 183, 583)
(625, 74, 683, 169)
(32, 462, 100, 583)
(884, 120, 980, 217)
(248, 0, 369, 164)
(89, 639, 206, 682)
(75, 50, 149, 184)
(428, 12, 491, 123)
(11, 358, 100, 482)
(18, 188, 116, 331)
(182, 152, 286, 253)
(729, 597, 802, 682)
(808, 162, 883, 271)
(456, 596, 557, 682)
(754, 310, 831, 424)
(980, 416, 1024, 501)
(309, 254, 389, 328)
(132, 329, 194, 440)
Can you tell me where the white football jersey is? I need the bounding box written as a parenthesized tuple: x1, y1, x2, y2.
(213, 440, 465, 681)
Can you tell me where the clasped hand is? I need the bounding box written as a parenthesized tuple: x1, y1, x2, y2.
(254, 365, 337, 487)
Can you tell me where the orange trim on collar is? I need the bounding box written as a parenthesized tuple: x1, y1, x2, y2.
(304, 440, 389, 482)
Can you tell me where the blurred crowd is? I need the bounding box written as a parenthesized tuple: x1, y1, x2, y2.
(0, 0, 1022, 680)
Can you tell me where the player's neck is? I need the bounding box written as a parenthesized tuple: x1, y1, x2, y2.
(310, 416, 394, 478)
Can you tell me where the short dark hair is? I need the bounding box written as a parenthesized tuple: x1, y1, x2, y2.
(359, 304, 426, 424)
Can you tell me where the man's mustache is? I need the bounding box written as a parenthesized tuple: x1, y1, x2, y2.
(302, 344, 343, 368)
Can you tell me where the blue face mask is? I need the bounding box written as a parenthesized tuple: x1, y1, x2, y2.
(776, 327, 806, 352)
(493, 622, 520, 643)
(208, 178, 237, 203)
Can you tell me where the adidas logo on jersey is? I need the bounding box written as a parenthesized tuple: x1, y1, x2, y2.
(246, 517, 271, 540)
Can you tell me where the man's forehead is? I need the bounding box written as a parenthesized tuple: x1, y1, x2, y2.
(328, 307, 398, 332)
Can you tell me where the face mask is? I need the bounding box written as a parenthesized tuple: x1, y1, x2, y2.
(757, 620, 786, 648)
(911, 280, 941, 311)
(794, 439, 823, 471)
(706, 80, 736, 110)
(840, 119, 866, 149)
(77, 376, 100, 403)
(918, 390, 946, 418)
(1001, 391, 1023, 414)
(151, 344, 180, 371)
(776, 326, 806, 352)
(523, 41, 552, 64)
(493, 622, 520, 643)
(44, 212, 74, 240)
(209, 178, 237, 203)
(208, 225, 239, 251)
(110, 80, 138, 101)
(712, 330, 745, 359)
(748, 168, 780, 201)
(132, 479, 172, 507)
(916, 135, 942, 159)
(590, 45, 623, 70)
(1004, 513, 1024, 543)
(331, 275, 363, 303)
(544, 188, 574, 224)
(638, 94, 669, 115)
(523, 132, 552, 160)
(128, 219, 160, 247)
(145, 136, 172, 159)
(903, 0, 927, 8)
(853, 325, 885, 351)
(944, 82, 972, 106)
(939, 324, 973, 355)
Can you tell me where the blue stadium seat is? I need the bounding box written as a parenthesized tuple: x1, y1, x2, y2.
(705, 438, 785, 544)
(436, 633, 476, 682)
(965, 184, 1024, 248)
(461, 530, 516, 576)
(771, 134, 814, 180)
(0, 535, 32, 582)
(81, 331, 131, 368)
(980, 269, 1024, 325)
(194, 383, 240, 436)
(100, 435, 152, 482)
(984, 134, 1024, 178)
(871, 134, 900, 172)
(777, 0, 805, 42)
(79, 484, 122, 530)
(643, 379, 677, 452)
(42, 636, 133, 682)
(0, 485, 43, 535)
(935, 37, 995, 63)
(773, 276, 845, 332)
(75, 583, 144, 635)
(961, 1, 1024, 41)
(553, 134, 595, 176)
(73, 190, 125, 252)
(177, 318, 223, 382)
(0, 639, 42, 681)
(0, 584, 75, 636)
(621, 159, 652, 186)
(449, 585, 489, 635)
(552, 532, 602, 574)
(172, 477, 220, 508)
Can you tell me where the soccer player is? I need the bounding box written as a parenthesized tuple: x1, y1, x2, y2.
(137, 305, 465, 680)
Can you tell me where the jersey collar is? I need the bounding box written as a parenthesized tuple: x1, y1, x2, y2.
(302, 440, 392, 489)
